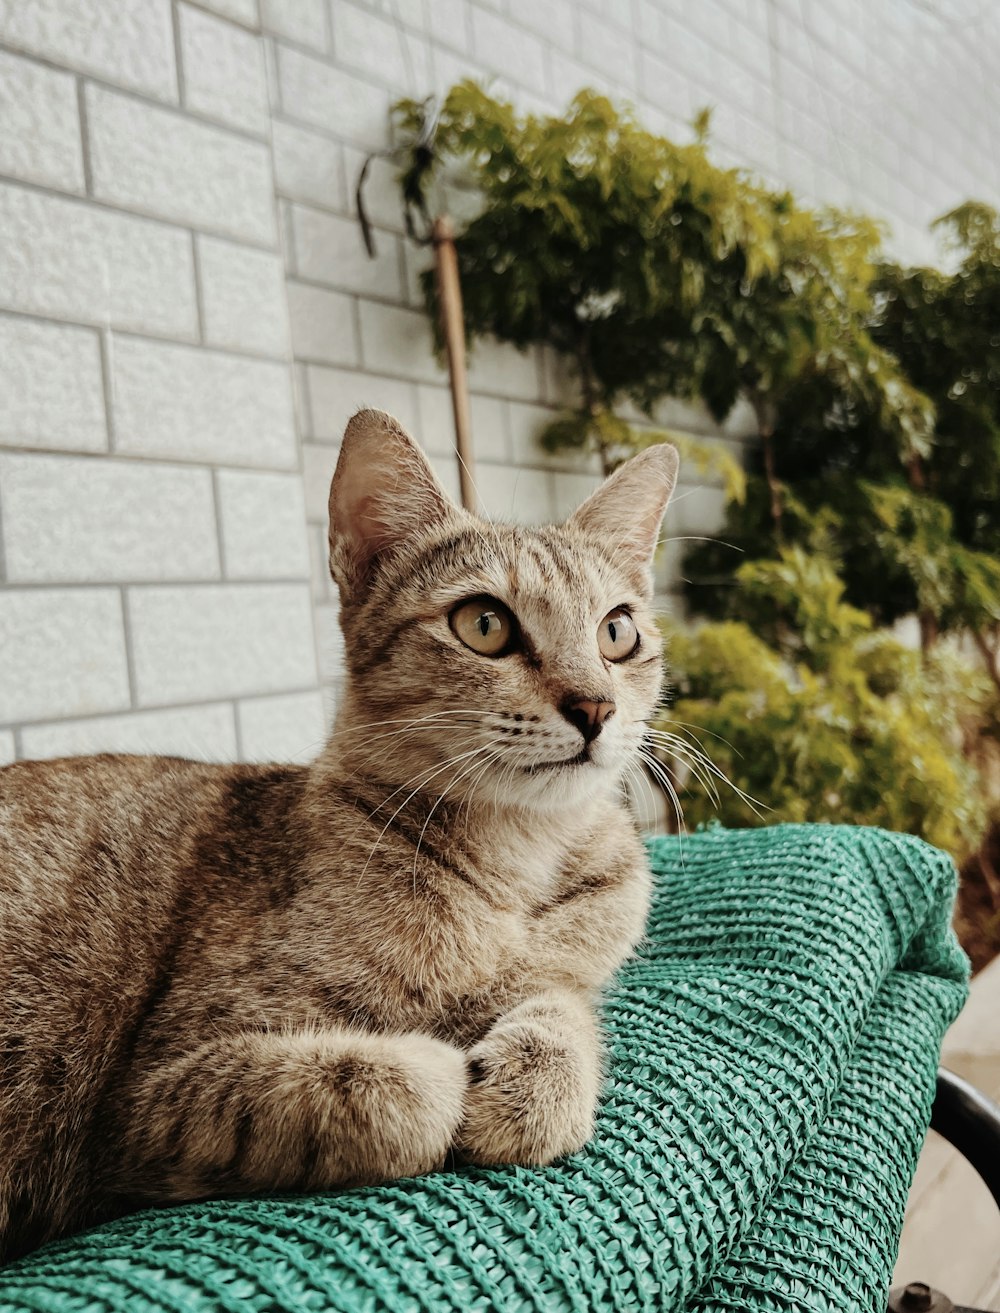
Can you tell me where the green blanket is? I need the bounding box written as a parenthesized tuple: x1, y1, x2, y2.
(0, 824, 968, 1313)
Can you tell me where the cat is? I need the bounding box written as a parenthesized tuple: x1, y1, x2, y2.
(0, 408, 679, 1264)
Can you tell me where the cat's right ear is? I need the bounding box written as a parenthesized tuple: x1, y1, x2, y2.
(328, 408, 460, 599)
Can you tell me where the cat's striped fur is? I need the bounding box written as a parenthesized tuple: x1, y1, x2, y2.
(0, 409, 678, 1262)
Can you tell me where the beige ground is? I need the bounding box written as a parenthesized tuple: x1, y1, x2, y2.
(893, 954, 1000, 1309)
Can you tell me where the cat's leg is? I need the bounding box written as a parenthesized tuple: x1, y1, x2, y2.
(458, 988, 602, 1167)
(114, 1027, 466, 1203)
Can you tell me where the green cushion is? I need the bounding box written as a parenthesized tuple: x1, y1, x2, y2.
(1, 824, 968, 1312)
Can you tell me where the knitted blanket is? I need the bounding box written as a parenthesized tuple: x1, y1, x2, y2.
(0, 824, 968, 1313)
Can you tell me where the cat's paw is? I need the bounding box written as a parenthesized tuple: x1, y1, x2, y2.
(458, 1020, 596, 1167)
(315, 1032, 467, 1185)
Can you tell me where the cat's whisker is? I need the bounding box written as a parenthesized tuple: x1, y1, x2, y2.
(346, 709, 511, 735)
(648, 735, 722, 806)
(636, 747, 687, 836)
(659, 717, 745, 759)
(411, 746, 501, 897)
(355, 745, 492, 892)
(644, 729, 770, 820)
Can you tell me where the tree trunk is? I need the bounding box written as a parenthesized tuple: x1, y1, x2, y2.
(748, 393, 783, 544)
(971, 627, 1000, 696)
(903, 452, 940, 655)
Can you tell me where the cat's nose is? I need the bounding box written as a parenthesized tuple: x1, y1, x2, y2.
(562, 697, 616, 744)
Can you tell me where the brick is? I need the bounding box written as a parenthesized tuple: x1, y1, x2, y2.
(426, 453, 463, 507)
(308, 523, 334, 600)
(465, 339, 541, 401)
(415, 386, 509, 464)
(669, 483, 728, 537)
(86, 84, 276, 245)
(302, 442, 339, 522)
(357, 301, 446, 384)
(540, 346, 582, 408)
(0, 316, 107, 452)
(0, 0, 176, 101)
(331, 2, 410, 87)
(278, 45, 389, 147)
(0, 588, 129, 723)
(506, 0, 574, 45)
(237, 690, 327, 763)
(470, 6, 546, 89)
(476, 462, 554, 526)
(508, 401, 602, 474)
(287, 281, 359, 366)
(0, 454, 220, 583)
(272, 119, 346, 211)
(0, 50, 84, 193)
(179, 3, 270, 135)
(306, 366, 418, 441)
(197, 236, 291, 357)
(577, 11, 637, 83)
(548, 50, 613, 107)
(129, 583, 317, 704)
(425, 0, 469, 52)
(551, 470, 601, 521)
(0, 730, 14, 766)
(0, 185, 198, 339)
(261, 0, 327, 47)
(216, 470, 310, 579)
(292, 204, 403, 298)
(110, 336, 297, 469)
(313, 599, 346, 689)
(197, 0, 259, 25)
(639, 50, 695, 120)
(20, 703, 238, 763)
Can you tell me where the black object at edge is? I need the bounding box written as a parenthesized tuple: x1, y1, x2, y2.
(930, 1066, 1000, 1211)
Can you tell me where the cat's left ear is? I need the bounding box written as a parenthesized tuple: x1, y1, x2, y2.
(328, 408, 461, 599)
(566, 443, 679, 570)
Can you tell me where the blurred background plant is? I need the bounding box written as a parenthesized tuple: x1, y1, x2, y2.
(394, 82, 1000, 970)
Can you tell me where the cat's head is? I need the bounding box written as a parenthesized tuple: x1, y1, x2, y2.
(328, 409, 678, 813)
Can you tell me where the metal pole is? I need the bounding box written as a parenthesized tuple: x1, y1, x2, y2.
(432, 214, 477, 513)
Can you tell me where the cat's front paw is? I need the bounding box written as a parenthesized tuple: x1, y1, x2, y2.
(457, 1020, 596, 1167)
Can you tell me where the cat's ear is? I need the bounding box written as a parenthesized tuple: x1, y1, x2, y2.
(566, 443, 679, 569)
(328, 408, 460, 597)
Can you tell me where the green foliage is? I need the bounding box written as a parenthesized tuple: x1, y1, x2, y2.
(659, 554, 989, 861)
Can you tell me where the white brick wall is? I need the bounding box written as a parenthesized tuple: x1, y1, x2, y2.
(2, 0, 999, 767)
(0, 316, 107, 452)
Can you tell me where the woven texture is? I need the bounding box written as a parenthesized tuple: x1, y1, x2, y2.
(0, 824, 968, 1313)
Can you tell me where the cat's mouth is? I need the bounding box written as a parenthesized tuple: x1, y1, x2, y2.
(522, 748, 592, 773)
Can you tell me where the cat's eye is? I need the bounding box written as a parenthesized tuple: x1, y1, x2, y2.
(598, 607, 639, 662)
(449, 597, 516, 657)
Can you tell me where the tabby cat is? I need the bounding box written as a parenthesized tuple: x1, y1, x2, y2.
(0, 409, 679, 1263)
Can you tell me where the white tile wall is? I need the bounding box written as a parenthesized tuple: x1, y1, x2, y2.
(0, 185, 198, 338)
(197, 235, 291, 357)
(0, 454, 220, 583)
(0, 49, 84, 193)
(85, 84, 276, 244)
(20, 703, 239, 762)
(109, 336, 297, 468)
(0, 316, 107, 452)
(215, 469, 310, 579)
(2, 0, 999, 765)
(177, 3, 270, 136)
(260, 0, 327, 50)
(128, 583, 317, 704)
(0, 588, 130, 724)
(0, 0, 177, 101)
(237, 690, 327, 762)
(286, 281, 360, 366)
